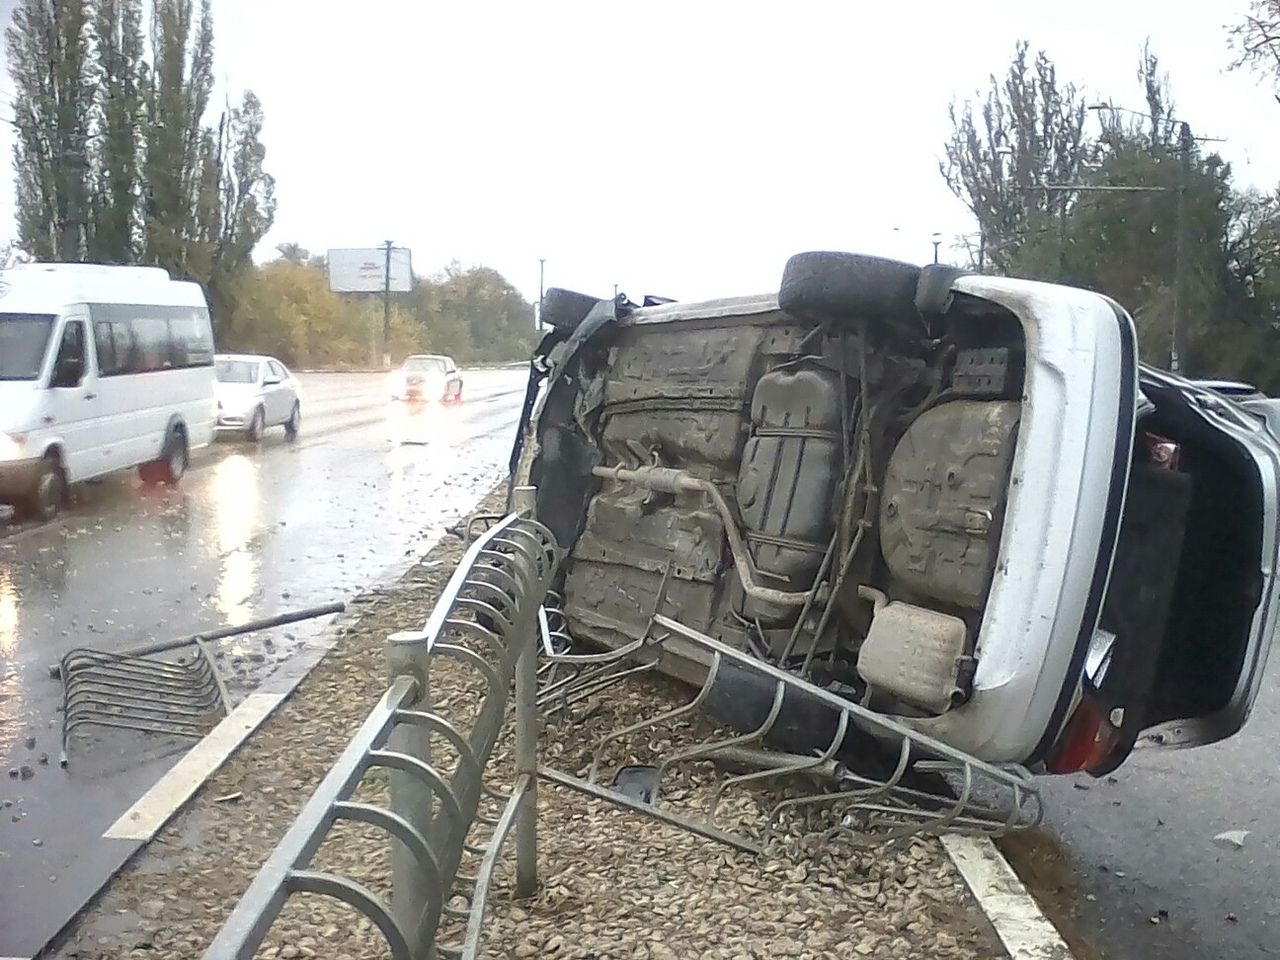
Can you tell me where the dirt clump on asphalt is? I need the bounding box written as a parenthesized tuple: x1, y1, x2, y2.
(48, 482, 1011, 960)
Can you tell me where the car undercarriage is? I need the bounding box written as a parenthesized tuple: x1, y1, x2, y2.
(514, 252, 1279, 779)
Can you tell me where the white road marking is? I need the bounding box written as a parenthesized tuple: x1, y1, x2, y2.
(103, 692, 282, 842)
(941, 835, 1076, 959)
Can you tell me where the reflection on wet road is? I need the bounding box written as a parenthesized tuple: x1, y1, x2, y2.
(0, 368, 527, 955)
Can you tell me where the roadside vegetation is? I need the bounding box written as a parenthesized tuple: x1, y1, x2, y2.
(944, 14, 1280, 388)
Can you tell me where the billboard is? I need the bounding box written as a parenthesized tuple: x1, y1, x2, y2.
(326, 247, 413, 293)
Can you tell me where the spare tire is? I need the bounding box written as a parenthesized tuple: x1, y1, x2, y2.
(541, 287, 603, 332)
(778, 251, 923, 335)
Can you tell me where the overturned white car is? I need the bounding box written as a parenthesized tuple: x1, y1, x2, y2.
(514, 253, 1280, 778)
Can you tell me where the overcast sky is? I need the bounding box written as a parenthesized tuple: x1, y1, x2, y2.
(0, 1, 1277, 304)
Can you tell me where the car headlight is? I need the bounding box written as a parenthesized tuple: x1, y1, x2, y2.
(0, 434, 26, 461)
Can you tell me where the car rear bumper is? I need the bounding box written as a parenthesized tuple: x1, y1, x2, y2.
(215, 408, 261, 434)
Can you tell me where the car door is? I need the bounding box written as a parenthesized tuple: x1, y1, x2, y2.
(1052, 370, 1280, 776)
(263, 361, 288, 424)
(43, 317, 102, 481)
(277, 362, 299, 414)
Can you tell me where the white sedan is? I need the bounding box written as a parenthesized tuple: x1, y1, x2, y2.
(213, 354, 302, 442)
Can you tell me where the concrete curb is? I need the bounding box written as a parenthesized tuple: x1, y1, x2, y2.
(942, 834, 1078, 959)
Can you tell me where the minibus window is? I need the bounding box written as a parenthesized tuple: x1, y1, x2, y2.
(0, 313, 56, 381)
(52, 321, 87, 388)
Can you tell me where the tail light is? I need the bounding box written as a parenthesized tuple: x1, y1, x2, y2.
(1046, 698, 1121, 774)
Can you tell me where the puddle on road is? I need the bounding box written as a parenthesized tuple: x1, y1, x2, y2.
(210, 453, 263, 628)
(385, 396, 466, 447)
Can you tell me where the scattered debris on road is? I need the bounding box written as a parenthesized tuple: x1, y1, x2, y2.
(1213, 829, 1251, 850)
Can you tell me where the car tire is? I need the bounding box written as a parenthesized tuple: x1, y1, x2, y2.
(541, 287, 602, 332)
(140, 428, 188, 486)
(284, 402, 301, 441)
(18, 457, 65, 523)
(246, 407, 265, 443)
(778, 251, 924, 335)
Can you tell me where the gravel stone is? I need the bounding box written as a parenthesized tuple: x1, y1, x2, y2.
(48, 482, 1006, 960)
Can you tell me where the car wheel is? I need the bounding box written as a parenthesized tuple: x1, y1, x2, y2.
(246, 407, 265, 443)
(140, 428, 188, 486)
(541, 287, 603, 332)
(777, 251, 925, 336)
(18, 457, 65, 523)
(285, 402, 301, 440)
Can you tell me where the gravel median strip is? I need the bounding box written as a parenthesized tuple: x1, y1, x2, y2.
(48, 482, 1010, 960)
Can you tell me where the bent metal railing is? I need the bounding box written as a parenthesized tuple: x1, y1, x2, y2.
(202, 507, 561, 960)
(534, 566, 1043, 853)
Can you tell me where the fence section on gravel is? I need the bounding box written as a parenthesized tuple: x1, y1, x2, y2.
(202, 508, 560, 960)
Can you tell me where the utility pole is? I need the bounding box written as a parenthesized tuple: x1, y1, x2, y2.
(1172, 121, 1192, 375)
(382, 239, 394, 368)
(537, 258, 546, 330)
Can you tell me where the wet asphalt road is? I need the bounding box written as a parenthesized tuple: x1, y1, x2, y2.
(0, 368, 528, 957)
(1043, 660, 1279, 958)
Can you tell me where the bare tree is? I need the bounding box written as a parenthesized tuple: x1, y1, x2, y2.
(940, 42, 1092, 274)
(1229, 1, 1280, 99)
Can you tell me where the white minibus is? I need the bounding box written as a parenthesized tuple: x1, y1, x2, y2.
(0, 263, 217, 521)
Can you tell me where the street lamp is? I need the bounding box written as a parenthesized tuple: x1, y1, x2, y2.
(931, 232, 942, 265)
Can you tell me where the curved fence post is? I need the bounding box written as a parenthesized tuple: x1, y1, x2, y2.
(386, 628, 434, 934)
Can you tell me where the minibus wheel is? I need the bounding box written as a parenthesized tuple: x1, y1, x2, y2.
(141, 428, 189, 485)
(19, 457, 65, 523)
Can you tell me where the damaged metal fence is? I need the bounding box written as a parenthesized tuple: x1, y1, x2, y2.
(58, 641, 231, 766)
(56, 602, 347, 766)
(535, 566, 1043, 854)
(202, 509, 561, 960)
